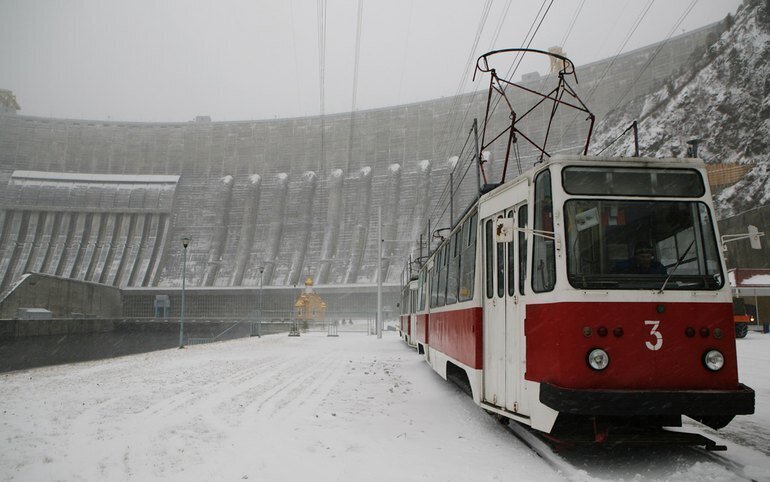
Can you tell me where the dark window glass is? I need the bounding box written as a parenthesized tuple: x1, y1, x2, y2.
(564, 199, 723, 290)
(446, 232, 460, 305)
(507, 210, 516, 297)
(497, 216, 505, 298)
(417, 269, 426, 311)
(430, 264, 438, 308)
(518, 204, 528, 295)
(469, 212, 477, 246)
(437, 245, 448, 307)
(459, 213, 476, 302)
(533, 170, 556, 293)
(562, 166, 705, 197)
(485, 219, 493, 299)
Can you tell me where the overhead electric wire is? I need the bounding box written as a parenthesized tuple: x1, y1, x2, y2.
(289, 0, 303, 114)
(558, 0, 656, 154)
(397, 0, 415, 103)
(347, 0, 364, 171)
(606, 0, 698, 117)
(596, 122, 637, 155)
(433, 0, 555, 236)
(317, 0, 328, 172)
(428, 0, 498, 235)
(482, 0, 552, 125)
(436, 0, 494, 164)
(583, 0, 656, 104)
(317, 0, 327, 117)
(428, 0, 556, 245)
(589, 0, 698, 155)
(351, 0, 364, 113)
(534, 0, 585, 95)
(439, 0, 523, 167)
(500, 0, 553, 84)
(479, 0, 553, 173)
(559, 0, 586, 48)
(528, 0, 586, 150)
(428, 124, 481, 234)
(487, 0, 513, 51)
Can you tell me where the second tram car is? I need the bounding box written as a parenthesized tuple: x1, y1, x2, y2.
(403, 154, 754, 444)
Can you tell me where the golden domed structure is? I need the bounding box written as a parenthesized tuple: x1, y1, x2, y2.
(294, 276, 327, 321)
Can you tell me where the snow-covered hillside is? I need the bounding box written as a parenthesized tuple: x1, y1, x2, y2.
(592, 0, 770, 218)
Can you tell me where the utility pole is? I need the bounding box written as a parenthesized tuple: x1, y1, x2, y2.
(377, 206, 383, 339)
(179, 236, 191, 349)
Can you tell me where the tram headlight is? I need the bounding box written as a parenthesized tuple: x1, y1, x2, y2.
(703, 350, 725, 371)
(587, 348, 610, 371)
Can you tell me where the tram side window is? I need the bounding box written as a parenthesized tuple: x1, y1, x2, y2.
(446, 232, 460, 305)
(438, 244, 449, 307)
(485, 219, 494, 299)
(507, 210, 515, 297)
(533, 170, 556, 292)
(497, 216, 505, 297)
(430, 264, 439, 308)
(518, 204, 528, 295)
(418, 270, 426, 311)
(459, 213, 477, 302)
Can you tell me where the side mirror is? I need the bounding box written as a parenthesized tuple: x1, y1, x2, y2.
(721, 225, 765, 252)
(748, 225, 763, 250)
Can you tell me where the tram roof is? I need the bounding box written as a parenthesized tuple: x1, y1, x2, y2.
(529, 154, 706, 172)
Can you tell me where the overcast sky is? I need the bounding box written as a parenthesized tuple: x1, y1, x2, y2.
(0, 0, 742, 122)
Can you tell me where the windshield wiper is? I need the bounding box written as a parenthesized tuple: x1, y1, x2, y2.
(658, 240, 695, 294)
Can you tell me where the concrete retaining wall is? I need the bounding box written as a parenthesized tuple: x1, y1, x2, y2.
(0, 273, 122, 319)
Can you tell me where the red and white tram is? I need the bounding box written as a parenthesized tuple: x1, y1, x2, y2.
(405, 154, 755, 443)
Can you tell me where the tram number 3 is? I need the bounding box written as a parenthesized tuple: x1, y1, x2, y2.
(644, 320, 663, 351)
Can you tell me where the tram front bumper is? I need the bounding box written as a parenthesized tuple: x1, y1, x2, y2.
(539, 382, 755, 417)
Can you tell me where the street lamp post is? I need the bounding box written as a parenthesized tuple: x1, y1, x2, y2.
(179, 236, 191, 349)
(257, 267, 264, 337)
(377, 206, 382, 339)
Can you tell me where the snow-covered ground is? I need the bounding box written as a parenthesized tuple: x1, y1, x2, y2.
(1, 329, 769, 481)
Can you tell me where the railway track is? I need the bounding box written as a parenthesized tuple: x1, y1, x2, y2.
(504, 419, 758, 481)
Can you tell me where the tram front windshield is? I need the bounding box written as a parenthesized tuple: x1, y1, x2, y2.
(564, 200, 723, 290)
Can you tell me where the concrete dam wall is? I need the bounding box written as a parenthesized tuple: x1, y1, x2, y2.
(0, 23, 722, 299)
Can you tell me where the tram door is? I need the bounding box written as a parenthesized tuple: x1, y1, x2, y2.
(506, 202, 528, 415)
(483, 200, 528, 414)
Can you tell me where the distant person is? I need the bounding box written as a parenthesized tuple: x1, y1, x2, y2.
(612, 242, 667, 275)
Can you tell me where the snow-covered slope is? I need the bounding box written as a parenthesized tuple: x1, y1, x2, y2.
(592, 0, 770, 218)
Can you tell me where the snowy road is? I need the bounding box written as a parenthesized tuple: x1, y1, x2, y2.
(1, 330, 769, 481)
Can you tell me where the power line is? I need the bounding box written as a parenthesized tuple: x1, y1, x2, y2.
(397, 0, 415, 103)
(483, 0, 553, 125)
(605, 0, 699, 117)
(289, 0, 303, 115)
(317, 0, 327, 117)
(478, 0, 554, 172)
(589, 0, 698, 155)
(559, 0, 586, 48)
(351, 0, 364, 113)
(584, 0, 656, 103)
(436, 0, 493, 164)
(558, 0, 656, 154)
(487, 0, 513, 51)
(347, 0, 364, 172)
(501, 0, 553, 82)
(317, 0, 328, 172)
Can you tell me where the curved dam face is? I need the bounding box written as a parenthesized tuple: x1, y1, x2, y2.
(0, 24, 721, 299)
